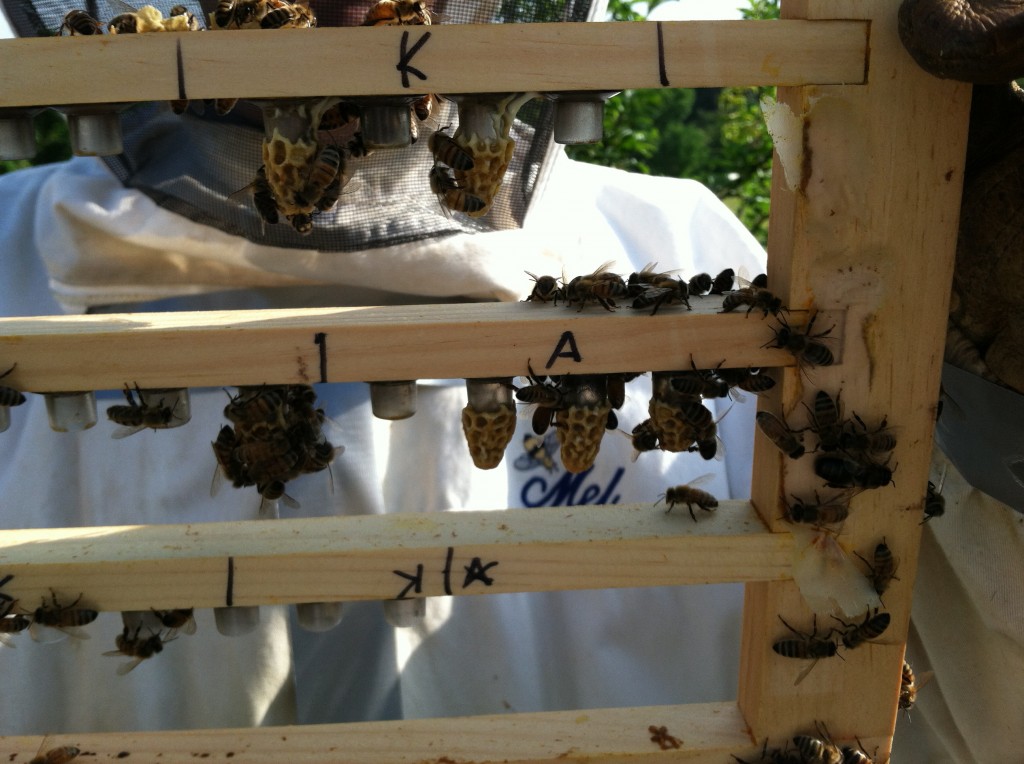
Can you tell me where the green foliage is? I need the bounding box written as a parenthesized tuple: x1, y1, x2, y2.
(0, 109, 72, 176)
(567, 0, 779, 244)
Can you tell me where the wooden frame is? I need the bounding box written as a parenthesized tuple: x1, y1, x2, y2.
(0, 3, 970, 762)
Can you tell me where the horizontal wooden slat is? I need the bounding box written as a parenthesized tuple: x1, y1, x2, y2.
(0, 20, 868, 108)
(0, 303, 841, 392)
(0, 502, 792, 611)
(0, 703, 786, 764)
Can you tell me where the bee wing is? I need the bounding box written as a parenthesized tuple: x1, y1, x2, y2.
(28, 622, 72, 644)
(107, 0, 141, 13)
(793, 657, 821, 686)
(686, 472, 717, 490)
(116, 657, 145, 675)
(110, 424, 145, 439)
(178, 616, 198, 636)
(589, 260, 618, 277)
(0, 633, 15, 648)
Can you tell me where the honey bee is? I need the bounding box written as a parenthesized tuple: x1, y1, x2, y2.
(107, 10, 139, 33)
(839, 413, 897, 457)
(792, 723, 842, 764)
(564, 262, 628, 312)
(840, 745, 875, 764)
(513, 362, 570, 435)
(923, 479, 946, 523)
(107, 384, 186, 437)
(854, 539, 899, 597)
(765, 312, 835, 367)
(710, 268, 735, 295)
(260, 1, 315, 28)
(720, 283, 785, 317)
(628, 418, 662, 460)
(771, 614, 838, 685)
(668, 360, 730, 400)
(756, 411, 806, 459)
(804, 389, 844, 451)
(832, 610, 891, 650)
(59, 9, 103, 34)
(30, 591, 98, 642)
(429, 165, 486, 215)
(362, 0, 432, 25)
(630, 277, 692, 315)
(783, 493, 849, 527)
(224, 387, 285, 426)
(525, 272, 560, 303)
(814, 455, 894, 490)
(169, 5, 199, 26)
(429, 128, 474, 172)
(152, 608, 197, 636)
(29, 746, 81, 764)
(0, 364, 26, 407)
(104, 625, 173, 674)
(211, 0, 262, 28)
(514, 432, 558, 471)
(716, 367, 776, 396)
(0, 613, 31, 647)
(657, 475, 719, 522)
(687, 272, 713, 297)
(292, 145, 342, 210)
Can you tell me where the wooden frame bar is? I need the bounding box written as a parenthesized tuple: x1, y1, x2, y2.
(0, 303, 835, 391)
(0, 502, 790, 611)
(0, 20, 868, 107)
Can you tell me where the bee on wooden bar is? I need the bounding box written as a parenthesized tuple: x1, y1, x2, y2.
(832, 610, 890, 650)
(840, 744, 876, 764)
(922, 464, 947, 523)
(720, 281, 784, 318)
(756, 411, 806, 459)
(687, 272, 713, 297)
(815, 455, 894, 490)
(152, 608, 197, 637)
(524, 271, 560, 302)
(657, 475, 718, 522)
(804, 389, 844, 452)
(29, 745, 81, 764)
(631, 277, 691, 315)
(839, 413, 897, 458)
(362, 0, 432, 25)
(793, 723, 842, 764)
(772, 615, 839, 685)
(783, 493, 849, 528)
(764, 312, 835, 368)
(104, 625, 173, 674)
(710, 268, 735, 294)
(30, 591, 98, 642)
(563, 262, 628, 312)
(0, 364, 27, 407)
(854, 539, 899, 598)
(59, 9, 103, 34)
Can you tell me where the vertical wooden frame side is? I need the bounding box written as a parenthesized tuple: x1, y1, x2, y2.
(739, 0, 971, 753)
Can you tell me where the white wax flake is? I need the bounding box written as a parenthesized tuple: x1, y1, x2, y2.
(760, 95, 822, 193)
(791, 525, 882, 618)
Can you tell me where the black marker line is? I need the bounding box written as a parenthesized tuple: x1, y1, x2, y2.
(314, 332, 328, 383)
(175, 39, 187, 101)
(225, 556, 235, 607)
(397, 30, 431, 88)
(656, 22, 669, 87)
(442, 546, 454, 595)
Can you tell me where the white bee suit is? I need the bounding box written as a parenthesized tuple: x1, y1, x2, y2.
(0, 149, 766, 734)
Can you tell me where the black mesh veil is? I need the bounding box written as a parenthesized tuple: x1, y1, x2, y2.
(1, 0, 598, 252)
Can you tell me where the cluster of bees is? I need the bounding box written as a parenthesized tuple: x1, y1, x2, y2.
(734, 722, 880, 764)
(213, 384, 340, 508)
(1, 587, 197, 675)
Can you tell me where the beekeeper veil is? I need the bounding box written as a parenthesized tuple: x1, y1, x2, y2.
(0, 0, 604, 309)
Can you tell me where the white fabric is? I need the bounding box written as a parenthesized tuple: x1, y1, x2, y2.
(0, 151, 766, 734)
(890, 448, 1024, 764)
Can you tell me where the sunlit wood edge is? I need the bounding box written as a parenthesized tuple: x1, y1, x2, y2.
(0, 303, 843, 390)
(0, 501, 794, 610)
(0, 20, 868, 107)
(0, 703, 891, 763)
